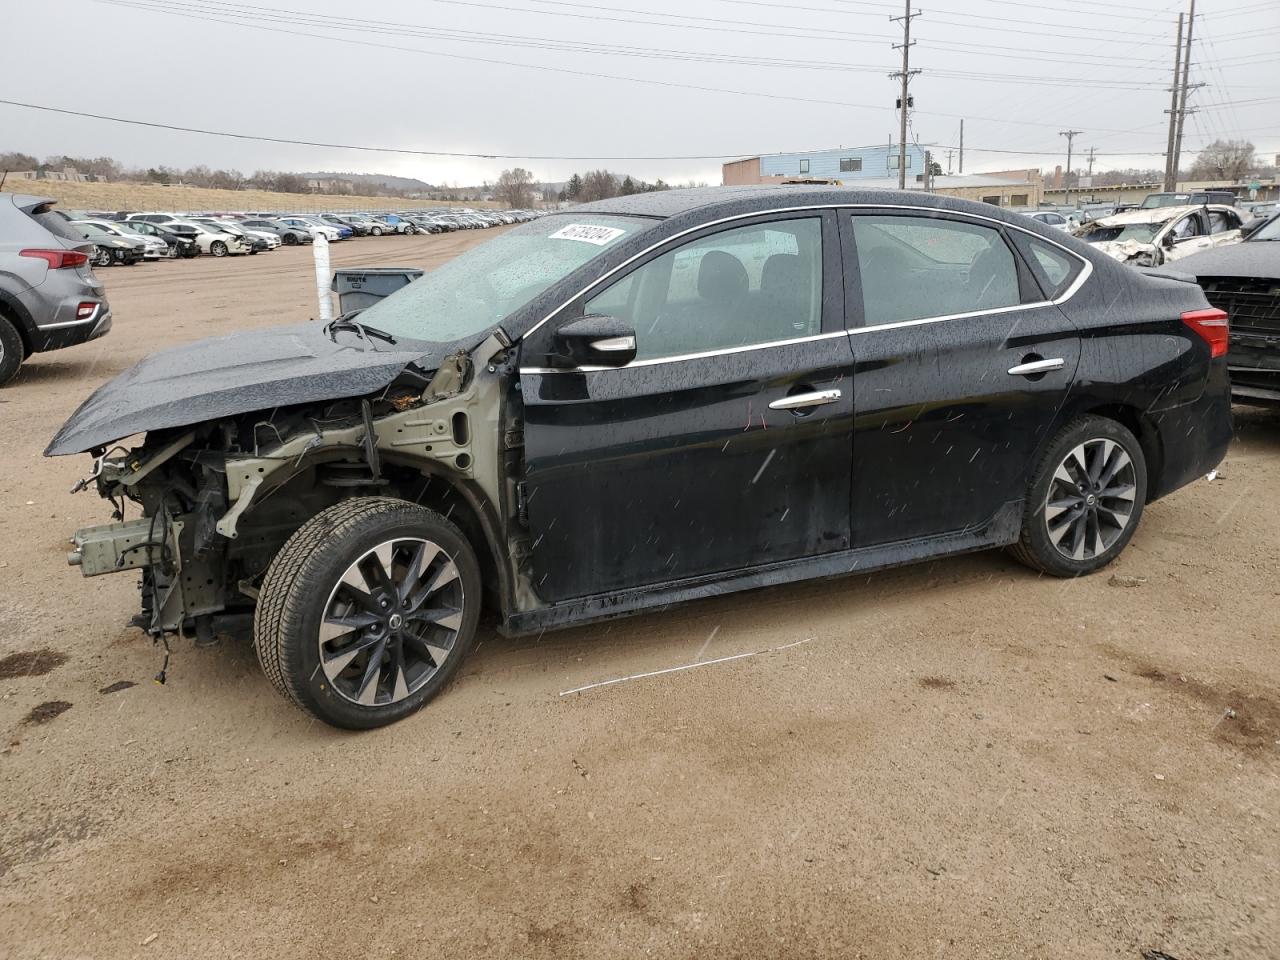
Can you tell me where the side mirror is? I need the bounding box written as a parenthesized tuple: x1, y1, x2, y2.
(553, 315, 637, 368)
(1162, 232, 1177, 249)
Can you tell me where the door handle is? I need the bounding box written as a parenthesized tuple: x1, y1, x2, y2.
(1007, 358, 1065, 377)
(769, 389, 842, 411)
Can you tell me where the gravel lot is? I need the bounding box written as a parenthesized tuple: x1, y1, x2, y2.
(1, 234, 1278, 959)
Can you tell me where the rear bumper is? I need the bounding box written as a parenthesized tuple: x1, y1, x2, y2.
(29, 303, 113, 353)
(1150, 361, 1233, 500)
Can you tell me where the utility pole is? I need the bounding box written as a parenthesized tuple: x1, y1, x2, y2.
(958, 119, 964, 174)
(1171, 0, 1200, 189)
(946, 148, 954, 175)
(1086, 146, 1097, 176)
(1163, 12, 1185, 191)
(889, 1, 921, 191)
(1060, 129, 1082, 206)
(924, 150, 933, 192)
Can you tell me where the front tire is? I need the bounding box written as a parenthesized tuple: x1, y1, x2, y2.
(1010, 416, 1147, 577)
(210, 240, 228, 257)
(254, 498, 482, 729)
(370, 226, 384, 236)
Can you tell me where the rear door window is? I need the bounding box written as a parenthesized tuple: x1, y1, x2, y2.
(850, 214, 1021, 325)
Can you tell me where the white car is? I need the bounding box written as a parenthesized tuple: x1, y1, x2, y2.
(1019, 209, 1074, 232)
(279, 216, 342, 241)
(190, 218, 280, 252)
(76, 219, 171, 259)
(162, 219, 250, 257)
(1075, 204, 1247, 267)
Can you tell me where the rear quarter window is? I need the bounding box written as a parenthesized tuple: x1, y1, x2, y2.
(27, 205, 85, 243)
(1011, 233, 1083, 300)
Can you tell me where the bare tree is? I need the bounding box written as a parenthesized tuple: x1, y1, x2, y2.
(495, 167, 536, 208)
(580, 169, 619, 202)
(1190, 139, 1255, 181)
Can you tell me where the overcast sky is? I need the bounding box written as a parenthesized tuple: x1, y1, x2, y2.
(3, 0, 1276, 186)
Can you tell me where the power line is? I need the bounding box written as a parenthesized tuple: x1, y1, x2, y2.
(4, 98, 1251, 165)
(97, 0, 1203, 136)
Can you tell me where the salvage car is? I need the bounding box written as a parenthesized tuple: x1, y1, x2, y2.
(75, 219, 170, 260)
(1160, 211, 1280, 405)
(1076, 204, 1246, 267)
(74, 222, 146, 267)
(121, 219, 200, 258)
(48, 187, 1232, 729)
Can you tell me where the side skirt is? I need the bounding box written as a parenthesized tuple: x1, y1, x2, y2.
(501, 502, 1023, 636)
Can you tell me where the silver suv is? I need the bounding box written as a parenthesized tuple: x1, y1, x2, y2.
(0, 193, 112, 384)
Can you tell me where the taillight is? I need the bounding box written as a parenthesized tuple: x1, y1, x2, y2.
(20, 248, 90, 269)
(1182, 308, 1229, 358)
(76, 302, 97, 320)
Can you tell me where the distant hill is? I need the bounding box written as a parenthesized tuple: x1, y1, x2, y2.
(300, 171, 438, 192)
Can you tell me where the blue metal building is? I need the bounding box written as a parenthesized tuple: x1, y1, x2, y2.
(724, 143, 930, 184)
(760, 144, 929, 180)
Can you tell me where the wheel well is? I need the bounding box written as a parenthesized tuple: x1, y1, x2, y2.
(0, 300, 33, 357)
(1078, 403, 1163, 500)
(241, 459, 508, 622)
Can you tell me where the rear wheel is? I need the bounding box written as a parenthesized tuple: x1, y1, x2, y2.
(210, 240, 228, 257)
(0, 316, 24, 386)
(1010, 416, 1147, 577)
(283, 233, 299, 245)
(254, 498, 481, 729)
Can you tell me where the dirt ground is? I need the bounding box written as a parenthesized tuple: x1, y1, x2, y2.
(1, 234, 1277, 960)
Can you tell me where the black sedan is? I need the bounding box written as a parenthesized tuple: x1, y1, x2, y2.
(48, 186, 1232, 729)
(1162, 211, 1280, 405)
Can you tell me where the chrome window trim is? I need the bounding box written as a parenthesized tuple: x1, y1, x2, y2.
(519, 202, 1093, 374)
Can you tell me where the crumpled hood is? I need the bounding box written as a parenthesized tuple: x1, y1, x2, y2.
(46, 322, 458, 456)
(1091, 238, 1156, 262)
(1154, 241, 1280, 282)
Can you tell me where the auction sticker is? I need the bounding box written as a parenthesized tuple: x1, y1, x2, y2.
(549, 223, 627, 245)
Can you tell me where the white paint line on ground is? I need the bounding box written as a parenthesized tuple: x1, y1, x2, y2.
(559, 638, 813, 697)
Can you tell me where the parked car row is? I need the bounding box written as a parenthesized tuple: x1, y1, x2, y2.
(55, 207, 546, 265)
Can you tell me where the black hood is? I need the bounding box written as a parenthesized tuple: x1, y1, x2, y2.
(1157, 240, 1280, 282)
(46, 322, 475, 456)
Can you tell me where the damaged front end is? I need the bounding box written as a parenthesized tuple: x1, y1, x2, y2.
(59, 326, 517, 644)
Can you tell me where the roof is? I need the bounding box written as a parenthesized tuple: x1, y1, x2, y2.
(573, 183, 1032, 220)
(1094, 204, 1234, 227)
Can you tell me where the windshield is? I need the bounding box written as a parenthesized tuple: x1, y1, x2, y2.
(1080, 222, 1160, 244)
(357, 214, 653, 341)
(1140, 194, 1188, 209)
(1251, 216, 1280, 241)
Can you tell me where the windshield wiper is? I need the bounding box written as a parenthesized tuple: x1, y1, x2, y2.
(323, 316, 398, 346)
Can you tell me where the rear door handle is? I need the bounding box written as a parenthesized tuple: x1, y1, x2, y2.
(769, 389, 842, 411)
(1007, 358, 1065, 377)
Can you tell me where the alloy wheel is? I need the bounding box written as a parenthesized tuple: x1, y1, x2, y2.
(318, 537, 465, 707)
(1044, 439, 1137, 561)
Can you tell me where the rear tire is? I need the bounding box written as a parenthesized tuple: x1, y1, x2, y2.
(1009, 416, 1147, 578)
(254, 498, 482, 729)
(0, 316, 24, 386)
(283, 233, 299, 245)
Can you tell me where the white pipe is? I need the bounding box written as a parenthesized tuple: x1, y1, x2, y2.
(312, 232, 333, 321)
